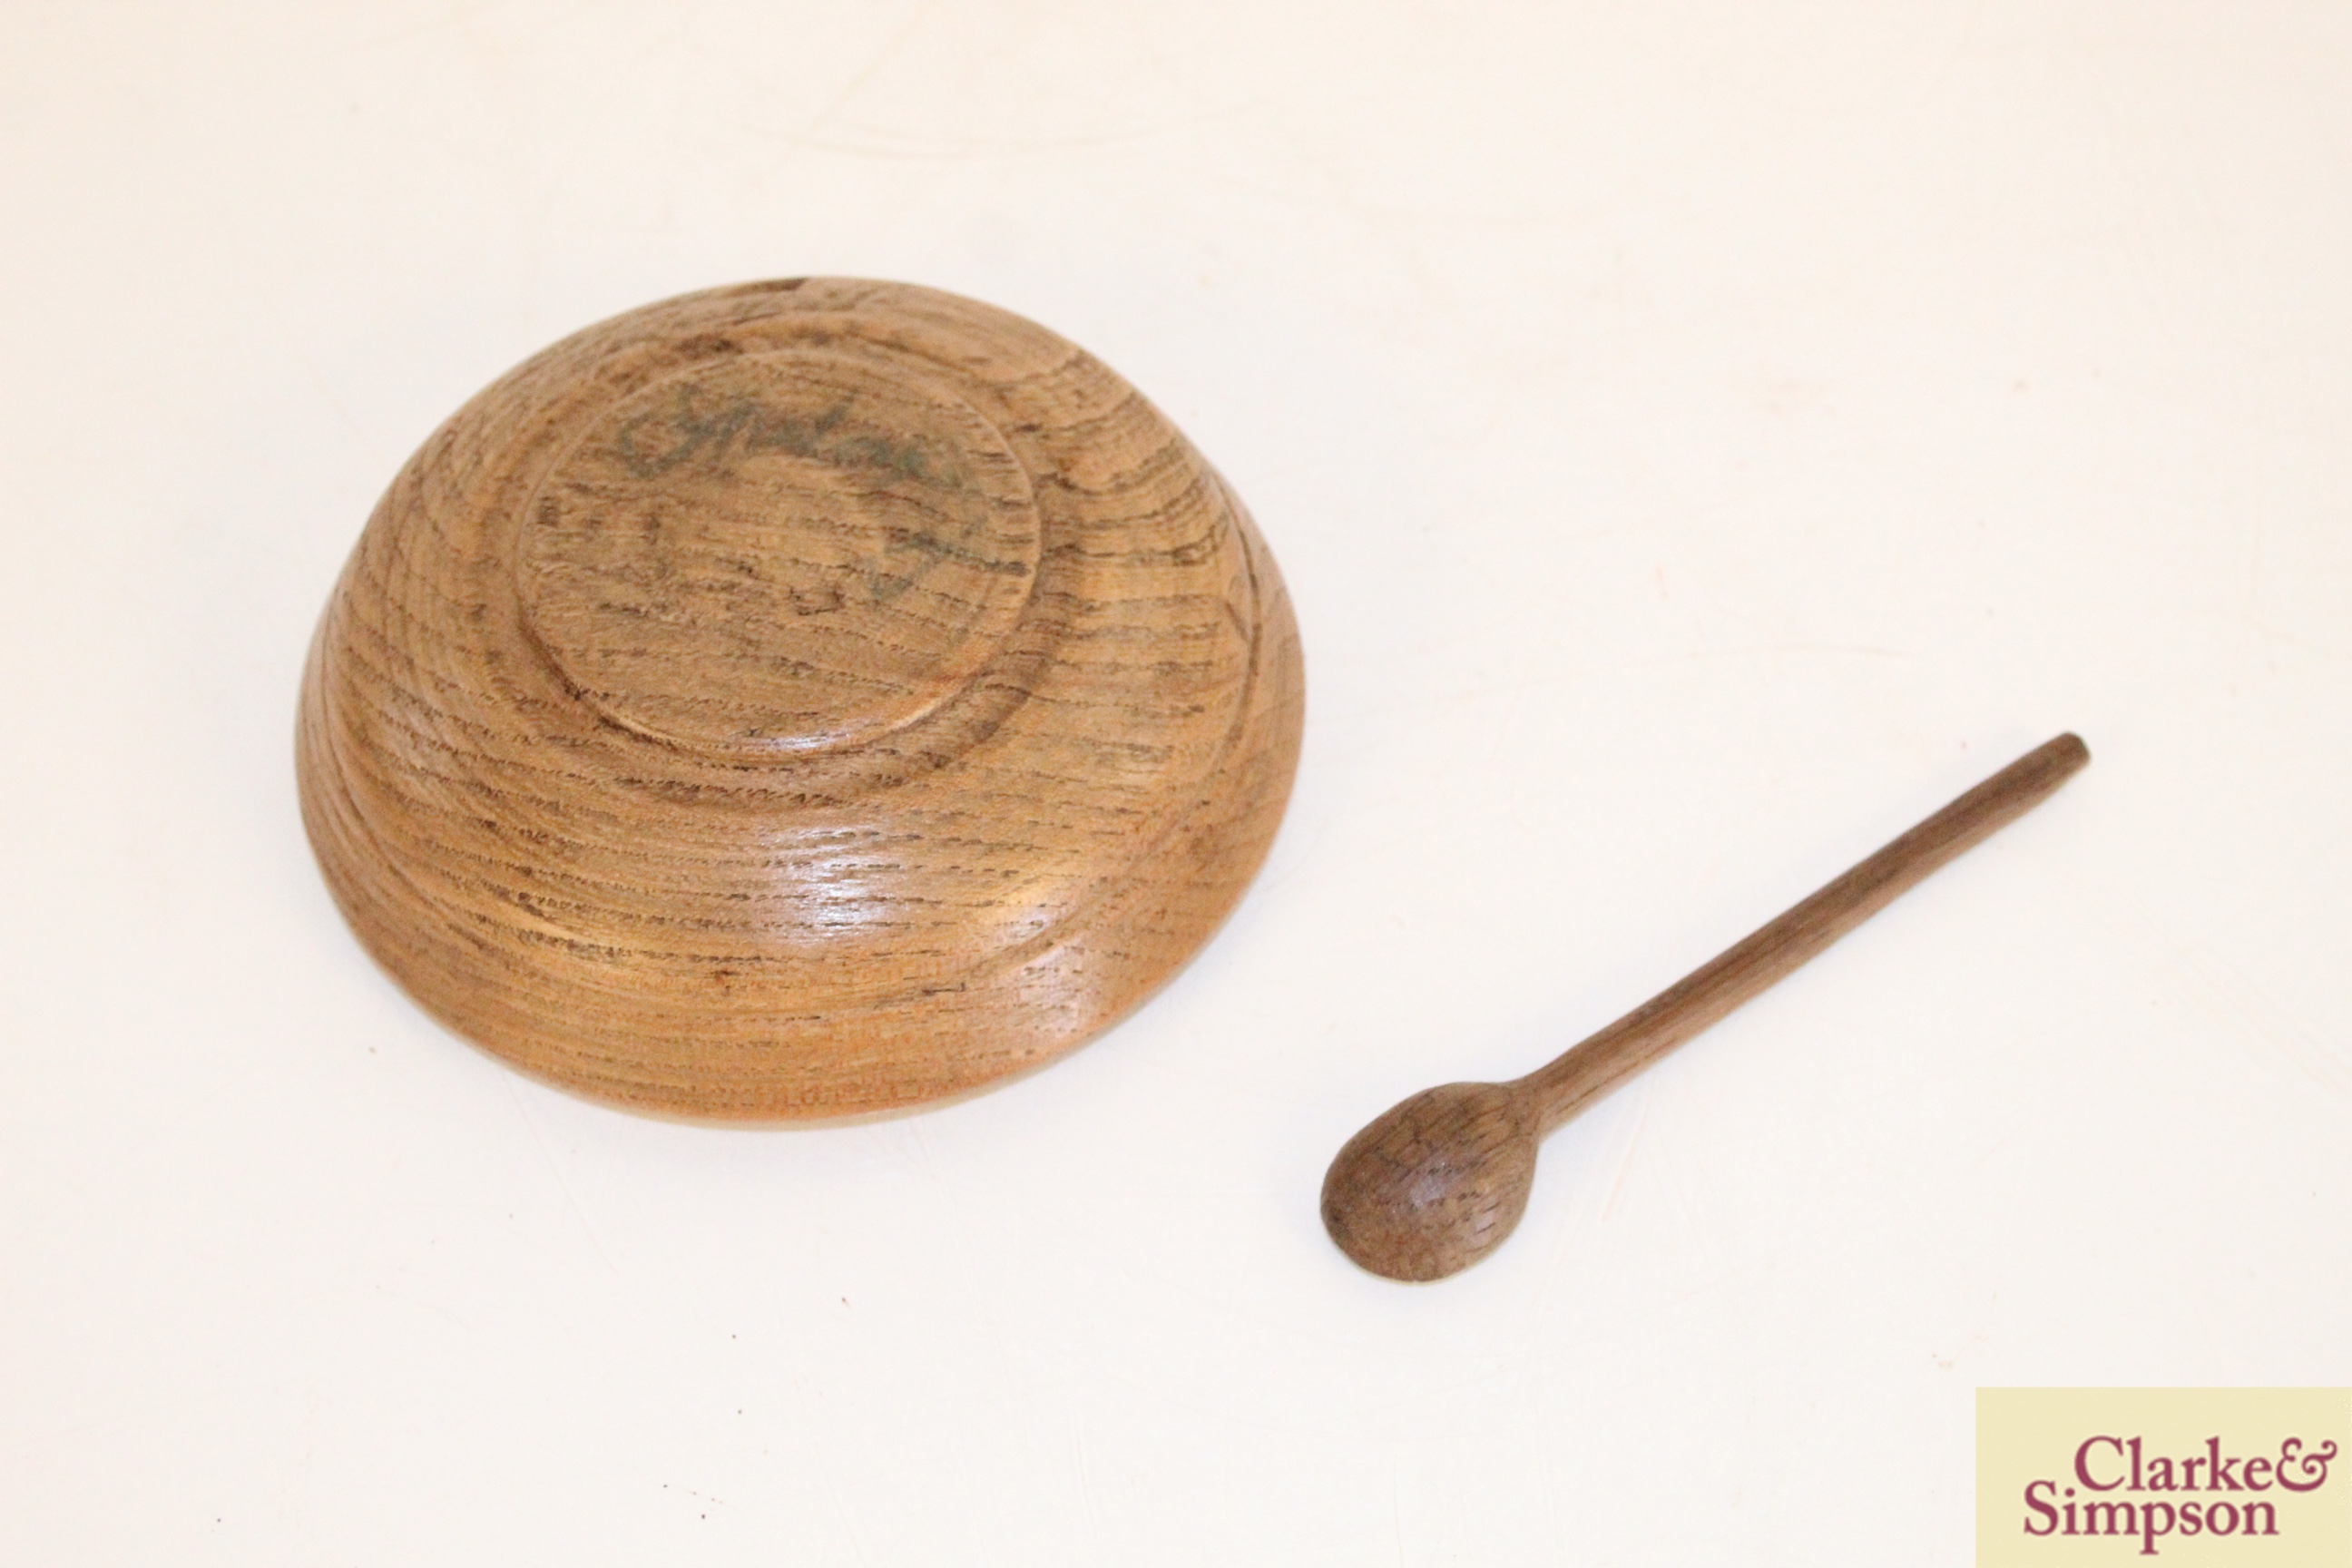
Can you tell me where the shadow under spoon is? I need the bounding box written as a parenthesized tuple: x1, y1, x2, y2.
(1320, 732, 2092, 1282)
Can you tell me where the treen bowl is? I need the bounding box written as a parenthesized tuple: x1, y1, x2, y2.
(298, 279, 1304, 1119)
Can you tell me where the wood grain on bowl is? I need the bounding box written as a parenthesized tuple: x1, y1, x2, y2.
(299, 279, 1305, 1120)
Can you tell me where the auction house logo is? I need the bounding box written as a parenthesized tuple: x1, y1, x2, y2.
(1979, 1389, 2350, 1565)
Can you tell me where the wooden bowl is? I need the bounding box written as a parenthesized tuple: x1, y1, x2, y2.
(298, 279, 1304, 1120)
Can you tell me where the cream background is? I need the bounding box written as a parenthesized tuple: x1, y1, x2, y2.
(3, 3, 2348, 1563)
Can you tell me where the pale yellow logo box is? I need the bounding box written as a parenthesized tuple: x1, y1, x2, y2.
(1979, 1389, 2349, 1566)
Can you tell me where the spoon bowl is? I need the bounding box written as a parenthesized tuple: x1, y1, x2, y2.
(1320, 1082, 1540, 1282)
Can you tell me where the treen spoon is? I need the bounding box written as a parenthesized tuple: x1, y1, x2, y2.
(1321, 732, 2090, 1281)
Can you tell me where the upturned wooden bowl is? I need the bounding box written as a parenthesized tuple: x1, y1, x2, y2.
(298, 279, 1304, 1120)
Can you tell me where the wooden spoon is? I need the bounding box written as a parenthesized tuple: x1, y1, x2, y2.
(1321, 732, 2090, 1281)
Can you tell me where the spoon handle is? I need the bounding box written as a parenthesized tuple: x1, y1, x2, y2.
(1516, 733, 2090, 1133)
